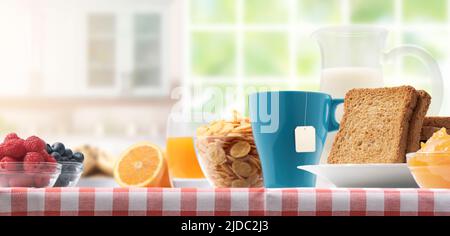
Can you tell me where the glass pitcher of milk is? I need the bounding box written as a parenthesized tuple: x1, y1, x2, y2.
(313, 26, 444, 164)
(313, 26, 443, 115)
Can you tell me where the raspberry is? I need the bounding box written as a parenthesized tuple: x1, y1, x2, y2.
(41, 149, 50, 156)
(2, 139, 26, 160)
(0, 176, 8, 187)
(4, 133, 19, 142)
(45, 154, 57, 163)
(42, 151, 57, 172)
(0, 156, 20, 171)
(0, 144, 6, 158)
(24, 152, 44, 163)
(23, 152, 44, 172)
(24, 136, 46, 152)
(9, 176, 34, 187)
(34, 176, 51, 188)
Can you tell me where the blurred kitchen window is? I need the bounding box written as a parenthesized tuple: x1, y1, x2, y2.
(297, 0, 341, 23)
(191, 0, 236, 24)
(244, 32, 289, 77)
(297, 33, 320, 78)
(187, 0, 337, 111)
(191, 32, 236, 77)
(404, 0, 447, 23)
(402, 31, 449, 91)
(187, 0, 450, 115)
(244, 0, 289, 23)
(88, 14, 116, 87)
(350, 0, 394, 23)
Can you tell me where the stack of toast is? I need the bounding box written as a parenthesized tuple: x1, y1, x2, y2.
(328, 86, 433, 164)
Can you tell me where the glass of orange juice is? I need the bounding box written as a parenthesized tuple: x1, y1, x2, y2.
(166, 116, 205, 185)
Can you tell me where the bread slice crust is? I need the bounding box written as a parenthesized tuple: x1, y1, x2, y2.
(423, 117, 450, 128)
(420, 126, 442, 141)
(406, 90, 431, 152)
(328, 86, 418, 164)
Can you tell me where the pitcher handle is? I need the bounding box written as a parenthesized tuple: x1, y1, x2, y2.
(383, 45, 443, 115)
(328, 98, 344, 132)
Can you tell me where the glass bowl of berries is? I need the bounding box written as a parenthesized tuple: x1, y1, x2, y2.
(0, 133, 62, 188)
(47, 142, 85, 187)
(0, 162, 62, 188)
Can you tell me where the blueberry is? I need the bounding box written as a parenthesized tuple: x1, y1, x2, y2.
(46, 144, 53, 154)
(51, 152, 62, 161)
(59, 155, 70, 162)
(72, 152, 84, 163)
(64, 148, 73, 158)
(52, 142, 65, 155)
(62, 165, 76, 172)
(54, 174, 72, 187)
(53, 152, 71, 162)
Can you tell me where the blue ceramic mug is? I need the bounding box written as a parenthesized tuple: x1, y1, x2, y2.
(249, 91, 343, 188)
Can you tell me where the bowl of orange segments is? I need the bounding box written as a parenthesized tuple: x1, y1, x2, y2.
(407, 128, 450, 188)
(113, 142, 171, 187)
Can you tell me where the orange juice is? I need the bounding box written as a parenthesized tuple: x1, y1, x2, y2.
(166, 137, 205, 178)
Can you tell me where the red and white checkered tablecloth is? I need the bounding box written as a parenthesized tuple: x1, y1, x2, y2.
(0, 187, 449, 216)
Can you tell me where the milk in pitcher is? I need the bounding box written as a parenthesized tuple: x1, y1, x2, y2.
(320, 67, 383, 98)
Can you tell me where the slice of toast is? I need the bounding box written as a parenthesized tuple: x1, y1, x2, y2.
(421, 116, 450, 141)
(406, 90, 431, 152)
(328, 86, 418, 164)
(423, 117, 450, 128)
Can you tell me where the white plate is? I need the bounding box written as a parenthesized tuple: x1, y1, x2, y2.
(298, 164, 418, 188)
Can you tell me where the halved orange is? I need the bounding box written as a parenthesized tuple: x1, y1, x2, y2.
(114, 142, 171, 187)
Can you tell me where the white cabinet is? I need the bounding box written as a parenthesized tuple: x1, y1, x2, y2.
(40, 0, 171, 97)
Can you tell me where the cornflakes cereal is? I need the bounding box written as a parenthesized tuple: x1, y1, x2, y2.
(231, 161, 253, 178)
(206, 143, 226, 165)
(221, 123, 235, 134)
(230, 141, 251, 158)
(231, 179, 249, 188)
(195, 111, 263, 188)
